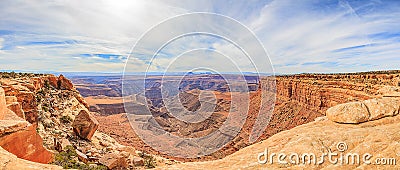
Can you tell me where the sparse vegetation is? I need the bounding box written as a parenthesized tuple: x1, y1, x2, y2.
(42, 106, 49, 112)
(44, 80, 51, 89)
(0, 71, 45, 78)
(52, 146, 107, 170)
(139, 152, 157, 169)
(60, 115, 73, 124)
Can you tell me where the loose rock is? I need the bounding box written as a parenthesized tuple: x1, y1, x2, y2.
(72, 110, 99, 140)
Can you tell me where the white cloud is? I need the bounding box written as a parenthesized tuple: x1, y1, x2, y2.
(246, 0, 400, 73)
(0, 38, 3, 49)
(0, 0, 399, 73)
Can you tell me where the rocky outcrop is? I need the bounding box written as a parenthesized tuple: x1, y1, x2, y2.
(263, 71, 400, 114)
(1, 73, 161, 169)
(326, 102, 370, 123)
(72, 110, 99, 140)
(0, 146, 62, 170)
(57, 74, 74, 90)
(0, 74, 95, 165)
(364, 98, 399, 120)
(0, 120, 29, 136)
(327, 97, 399, 123)
(0, 74, 89, 124)
(0, 124, 54, 164)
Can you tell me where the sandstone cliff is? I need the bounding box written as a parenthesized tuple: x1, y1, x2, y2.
(265, 71, 400, 114)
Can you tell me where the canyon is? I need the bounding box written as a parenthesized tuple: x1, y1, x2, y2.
(0, 70, 399, 169)
(73, 70, 400, 162)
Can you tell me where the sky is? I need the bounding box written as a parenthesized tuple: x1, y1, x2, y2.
(0, 0, 399, 74)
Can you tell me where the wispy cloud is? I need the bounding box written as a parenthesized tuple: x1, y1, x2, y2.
(0, 0, 399, 73)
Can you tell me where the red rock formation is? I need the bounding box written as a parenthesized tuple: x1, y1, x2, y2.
(0, 74, 96, 166)
(0, 86, 54, 164)
(0, 124, 54, 164)
(262, 72, 400, 115)
(5, 96, 25, 119)
(16, 91, 37, 123)
(6, 102, 25, 119)
(58, 74, 74, 90)
(46, 75, 59, 88)
(72, 110, 99, 140)
(0, 146, 62, 169)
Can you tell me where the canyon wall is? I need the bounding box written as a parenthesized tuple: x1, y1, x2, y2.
(262, 71, 400, 114)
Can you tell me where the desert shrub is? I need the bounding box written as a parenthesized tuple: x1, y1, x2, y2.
(60, 115, 73, 124)
(144, 155, 157, 169)
(42, 119, 54, 129)
(44, 80, 51, 89)
(42, 106, 49, 112)
(139, 152, 157, 169)
(52, 145, 79, 169)
(52, 145, 107, 170)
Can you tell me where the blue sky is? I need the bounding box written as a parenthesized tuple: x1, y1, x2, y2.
(0, 0, 399, 74)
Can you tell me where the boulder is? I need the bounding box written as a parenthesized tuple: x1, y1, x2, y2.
(72, 110, 99, 140)
(99, 153, 128, 169)
(327, 97, 400, 124)
(326, 102, 369, 124)
(363, 98, 399, 120)
(57, 75, 74, 90)
(132, 156, 144, 166)
(74, 93, 90, 109)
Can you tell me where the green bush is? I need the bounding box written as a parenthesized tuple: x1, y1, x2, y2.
(139, 152, 157, 169)
(52, 145, 107, 170)
(144, 155, 157, 169)
(42, 106, 49, 112)
(60, 115, 73, 124)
